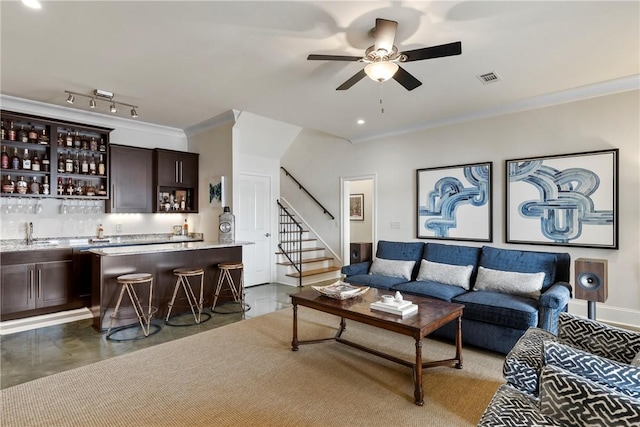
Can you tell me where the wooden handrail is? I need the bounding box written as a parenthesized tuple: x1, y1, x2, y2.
(281, 167, 335, 220)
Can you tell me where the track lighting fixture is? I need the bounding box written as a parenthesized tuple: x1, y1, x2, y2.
(63, 90, 139, 119)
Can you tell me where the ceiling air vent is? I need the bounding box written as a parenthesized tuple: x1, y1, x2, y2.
(477, 72, 501, 85)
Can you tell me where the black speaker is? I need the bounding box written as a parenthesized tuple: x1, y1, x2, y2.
(350, 242, 372, 264)
(574, 258, 608, 303)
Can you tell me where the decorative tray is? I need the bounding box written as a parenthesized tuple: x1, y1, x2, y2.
(312, 281, 370, 300)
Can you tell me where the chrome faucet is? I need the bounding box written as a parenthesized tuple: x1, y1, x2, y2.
(27, 222, 34, 246)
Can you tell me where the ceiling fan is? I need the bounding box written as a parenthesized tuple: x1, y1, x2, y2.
(307, 18, 462, 91)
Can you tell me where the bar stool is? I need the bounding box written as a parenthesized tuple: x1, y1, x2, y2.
(106, 273, 161, 342)
(165, 267, 211, 326)
(211, 262, 251, 314)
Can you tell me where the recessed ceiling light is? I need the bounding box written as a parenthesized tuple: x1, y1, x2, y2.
(357, 119, 365, 125)
(21, 0, 42, 9)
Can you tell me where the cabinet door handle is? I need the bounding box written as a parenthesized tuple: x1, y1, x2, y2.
(29, 269, 34, 300)
(175, 161, 179, 183)
(179, 161, 183, 183)
(112, 184, 116, 209)
(37, 269, 42, 298)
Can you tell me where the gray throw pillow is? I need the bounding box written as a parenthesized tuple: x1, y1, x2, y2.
(369, 258, 415, 281)
(474, 266, 545, 299)
(416, 259, 473, 290)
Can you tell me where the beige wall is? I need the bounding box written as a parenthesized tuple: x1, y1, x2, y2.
(282, 90, 640, 328)
(349, 179, 373, 244)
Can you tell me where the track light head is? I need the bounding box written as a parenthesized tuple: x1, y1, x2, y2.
(66, 93, 75, 104)
(89, 98, 97, 109)
(109, 103, 118, 113)
(130, 108, 138, 118)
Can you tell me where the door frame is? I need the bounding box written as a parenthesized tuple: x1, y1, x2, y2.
(340, 174, 376, 266)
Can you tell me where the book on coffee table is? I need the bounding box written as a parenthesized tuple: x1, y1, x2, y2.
(370, 299, 419, 317)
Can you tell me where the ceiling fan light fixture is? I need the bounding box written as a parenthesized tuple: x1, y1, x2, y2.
(364, 61, 399, 82)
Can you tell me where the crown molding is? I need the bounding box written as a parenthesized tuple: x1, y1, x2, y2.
(184, 109, 238, 138)
(351, 75, 640, 144)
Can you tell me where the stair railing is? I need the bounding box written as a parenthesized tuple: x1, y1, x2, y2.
(281, 167, 335, 220)
(277, 200, 303, 287)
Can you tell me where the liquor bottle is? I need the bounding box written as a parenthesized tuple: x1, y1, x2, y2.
(38, 129, 49, 145)
(41, 152, 50, 172)
(57, 152, 65, 173)
(7, 121, 16, 141)
(97, 223, 104, 239)
(99, 138, 106, 152)
(11, 148, 20, 170)
(2, 175, 15, 193)
(98, 154, 105, 175)
(81, 153, 89, 174)
(65, 178, 74, 196)
(17, 125, 28, 143)
(89, 154, 96, 175)
(16, 176, 28, 194)
(57, 177, 64, 195)
(65, 150, 73, 173)
(85, 183, 95, 196)
(1, 146, 8, 169)
(81, 136, 89, 151)
(74, 131, 81, 149)
(182, 218, 189, 236)
(75, 180, 84, 196)
(89, 137, 98, 151)
(31, 151, 40, 171)
(66, 131, 73, 147)
(28, 176, 40, 194)
(96, 184, 107, 196)
(73, 152, 80, 174)
(22, 149, 31, 170)
(28, 124, 38, 143)
(57, 133, 64, 147)
(41, 176, 50, 195)
(0, 121, 6, 140)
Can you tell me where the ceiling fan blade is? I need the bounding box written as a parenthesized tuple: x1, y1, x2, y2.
(401, 41, 462, 62)
(374, 18, 398, 55)
(393, 66, 422, 91)
(336, 69, 367, 90)
(307, 54, 361, 61)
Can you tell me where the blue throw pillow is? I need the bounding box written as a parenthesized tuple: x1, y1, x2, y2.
(479, 246, 557, 289)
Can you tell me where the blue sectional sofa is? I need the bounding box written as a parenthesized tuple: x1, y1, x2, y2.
(341, 240, 571, 354)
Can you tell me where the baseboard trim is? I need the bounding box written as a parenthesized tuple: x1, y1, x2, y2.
(0, 308, 93, 335)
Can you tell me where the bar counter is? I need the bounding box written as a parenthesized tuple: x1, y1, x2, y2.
(90, 241, 253, 331)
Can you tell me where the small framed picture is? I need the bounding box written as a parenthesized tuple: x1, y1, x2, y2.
(350, 194, 364, 221)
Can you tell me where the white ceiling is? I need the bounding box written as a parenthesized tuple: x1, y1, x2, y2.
(1, 1, 638, 143)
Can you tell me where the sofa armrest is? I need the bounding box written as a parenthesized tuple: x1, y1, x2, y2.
(341, 261, 371, 277)
(538, 282, 572, 333)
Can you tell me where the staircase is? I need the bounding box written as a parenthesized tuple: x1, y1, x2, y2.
(276, 201, 341, 287)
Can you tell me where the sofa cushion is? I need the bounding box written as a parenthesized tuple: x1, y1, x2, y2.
(452, 291, 538, 330)
(558, 312, 640, 364)
(422, 242, 481, 275)
(416, 259, 474, 290)
(474, 266, 545, 299)
(479, 246, 557, 290)
(477, 384, 564, 427)
(391, 280, 468, 302)
(343, 274, 407, 291)
(539, 364, 640, 427)
(369, 258, 415, 281)
(544, 340, 640, 399)
(375, 240, 424, 279)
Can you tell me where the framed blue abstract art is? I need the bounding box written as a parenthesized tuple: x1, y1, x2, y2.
(416, 162, 493, 242)
(506, 149, 618, 249)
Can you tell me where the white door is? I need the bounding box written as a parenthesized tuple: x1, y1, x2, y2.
(236, 173, 272, 286)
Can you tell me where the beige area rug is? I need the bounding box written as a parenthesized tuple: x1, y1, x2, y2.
(1, 307, 505, 427)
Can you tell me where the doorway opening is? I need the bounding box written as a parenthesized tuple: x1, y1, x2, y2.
(341, 175, 376, 267)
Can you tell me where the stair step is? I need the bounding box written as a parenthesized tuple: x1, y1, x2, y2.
(276, 247, 324, 255)
(277, 256, 334, 266)
(280, 238, 316, 243)
(279, 230, 309, 234)
(286, 266, 342, 278)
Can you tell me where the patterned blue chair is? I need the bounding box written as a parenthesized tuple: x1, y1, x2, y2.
(479, 313, 640, 426)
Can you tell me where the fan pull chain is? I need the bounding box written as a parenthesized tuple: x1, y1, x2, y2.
(379, 81, 385, 114)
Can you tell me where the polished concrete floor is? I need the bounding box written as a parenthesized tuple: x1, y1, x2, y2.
(0, 283, 308, 389)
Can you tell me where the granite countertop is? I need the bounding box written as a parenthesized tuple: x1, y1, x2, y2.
(89, 240, 254, 256)
(0, 233, 205, 253)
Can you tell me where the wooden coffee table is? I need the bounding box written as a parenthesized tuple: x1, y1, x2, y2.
(290, 288, 464, 406)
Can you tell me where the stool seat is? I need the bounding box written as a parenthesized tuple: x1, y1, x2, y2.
(173, 267, 204, 276)
(166, 267, 210, 326)
(218, 262, 243, 270)
(117, 273, 153, 283)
